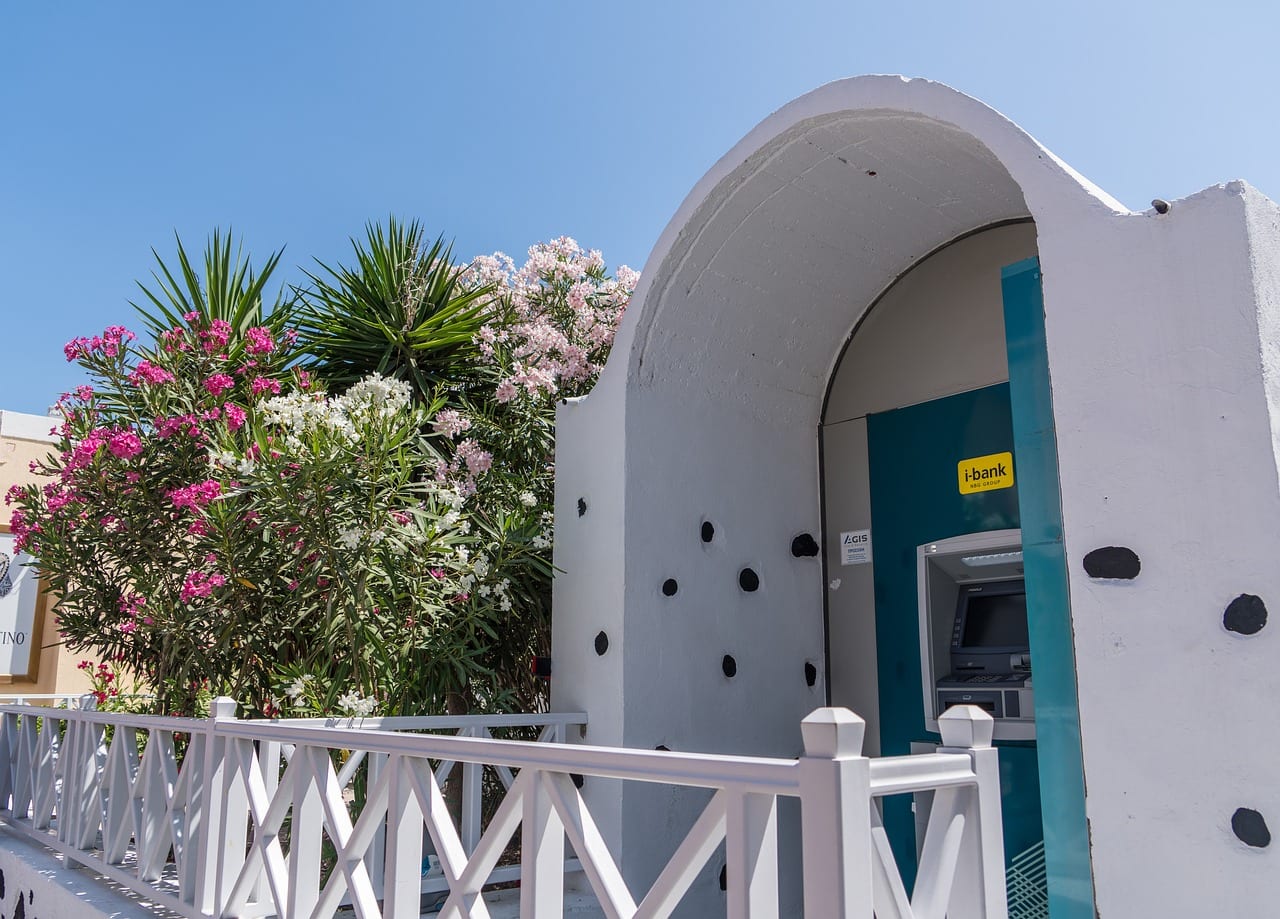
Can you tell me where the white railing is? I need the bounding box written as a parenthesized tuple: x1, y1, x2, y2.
(0, 692, 97, 707)
(0, 700, 1007, 919)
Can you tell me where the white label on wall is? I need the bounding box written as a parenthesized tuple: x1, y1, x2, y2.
(840, 529, 872, 566)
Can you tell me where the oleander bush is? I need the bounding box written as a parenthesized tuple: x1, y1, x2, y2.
(6, 225, 636, 717)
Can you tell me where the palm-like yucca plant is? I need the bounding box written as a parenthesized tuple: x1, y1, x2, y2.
(131, 229, 295, 340)
(292, 218, 496, 401)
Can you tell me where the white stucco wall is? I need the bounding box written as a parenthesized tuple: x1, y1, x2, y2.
(1037, 181, 1280, 916)
(553, 75, 1280, 915)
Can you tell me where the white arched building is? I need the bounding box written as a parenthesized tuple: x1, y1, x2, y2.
(550, 76, 1280, 916)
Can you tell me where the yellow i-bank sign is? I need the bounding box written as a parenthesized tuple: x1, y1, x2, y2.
(957, 451, 1015, 494)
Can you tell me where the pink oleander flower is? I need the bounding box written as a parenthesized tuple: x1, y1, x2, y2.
(65, 428, 107, 471)
(200, 319, 232, 354)
(118, 592, 146, 618)
(179, 570, 226, 603)
(130, 360, 175, 386)
(167, 479, 222, 512)
(154, 414, 198, 439)
(63, 325, 136, 362)
(204, 373, 235, 397)
(224, 403, 247, 431)
(107, 430, 143, 459)
(295, 368, 312, 390)
(244, 327, 275, 355)
(250, 377, 281, 397)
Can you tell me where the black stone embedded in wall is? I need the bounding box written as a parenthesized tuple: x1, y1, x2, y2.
(594, 631, 609, 655)
(791, 534, 819, 558)
(805, 662, 818, 687)
(1232, 807, 1271, 847)
(1082, 546, 1141, 580)
(739, 568, 760, 592)
(1224, 594, 1267, 636)
(722, 655, 737, 678)
(577, 497, 587, 517)
(662, 579, 679, 597)
(702, 521, 715, 543)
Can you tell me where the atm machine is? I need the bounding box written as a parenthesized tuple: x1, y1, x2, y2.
(917, 528, 1033, 740)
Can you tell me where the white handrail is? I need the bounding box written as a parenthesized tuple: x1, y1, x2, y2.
(0, 700, 1007, 918)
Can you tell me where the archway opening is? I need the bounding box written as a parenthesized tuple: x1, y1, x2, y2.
(820, 220, 1044, 891)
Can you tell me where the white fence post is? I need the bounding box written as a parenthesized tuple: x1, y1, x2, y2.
(799, 707, 874, 919)
(521, 770, 565, 916)
(937, 704, 1008, 919)
(195, 696, 238, 916)
(724, 791, 780, 918)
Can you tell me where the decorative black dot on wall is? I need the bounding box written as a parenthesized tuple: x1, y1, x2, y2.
(805, 662, 818, 687)
(571, 773, 584, 789)
(594, 631, 609, 655)
(722, 655, 737, 678)
(662, 579, 679, 597)
(701, 521, 715, 543)
(719, 865, 727, 891)
(739, 568, 760, 592)
(1082, 546, 1141, 580)
(1232, 807, 1271, 848)
(577, 498, 587, 517)
(791, 534, 819, 558)
(1224, 594, 1268, 636)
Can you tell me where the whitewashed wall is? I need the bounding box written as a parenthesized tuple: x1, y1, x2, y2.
(552, 75, 1280, 915)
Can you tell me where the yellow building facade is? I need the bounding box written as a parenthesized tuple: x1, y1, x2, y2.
(0, 409, 93, 697)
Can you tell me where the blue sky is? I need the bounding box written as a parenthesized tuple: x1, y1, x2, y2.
(3, 1, 1278, 414)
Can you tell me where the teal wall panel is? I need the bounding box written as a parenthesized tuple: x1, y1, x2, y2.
(1001, 257, 1096, 917)
(866, 384, 1043, 889)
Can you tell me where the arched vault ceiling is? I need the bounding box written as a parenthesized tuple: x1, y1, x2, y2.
(635, 111, 1029, 423)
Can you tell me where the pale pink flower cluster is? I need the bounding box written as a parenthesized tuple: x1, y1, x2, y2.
(466, 237, 636, 403)
(456, 439, 493, 476)
(431, 409, 471, 439)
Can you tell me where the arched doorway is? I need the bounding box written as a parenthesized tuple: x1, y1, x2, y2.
(821, 220, 1052, 893)
(552, 77, 1105, 916)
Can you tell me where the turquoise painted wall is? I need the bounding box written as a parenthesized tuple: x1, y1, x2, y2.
(867, 383, 1044, 888)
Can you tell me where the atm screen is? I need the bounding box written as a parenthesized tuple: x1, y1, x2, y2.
(960, 591, 1029, 649)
